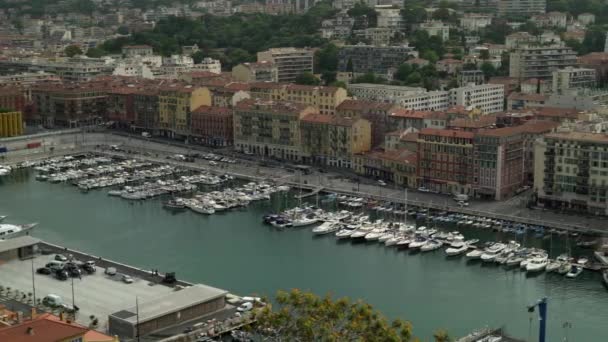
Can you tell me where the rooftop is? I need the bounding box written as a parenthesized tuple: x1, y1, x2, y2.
(0, 235, 40, 253)
(0, 313, 88, 342)
(110, 284, 227, 324)
(546, 131, 608, 144)
(419, 128, 475, 139)
(508, 92, 548, 101)
(336, 99, 396, 111)
(193, 105, 232, 116)
(449, 115, 497, 129)
(302, 113, 360, 126)
(235, 98, 310, 114)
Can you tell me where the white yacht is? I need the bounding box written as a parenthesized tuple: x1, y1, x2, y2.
(466, 249, 483, 259)
(565, 265, 584, 278)
(445, 243, 468, 256)
(0, 216, 6, 222)
(420, 240, 443, 252)
(480, 243, 506, 262)
(335, 228, 355, 239)
(312, 221, 340, 235)
(408, 237, 428, 250)
(0, 166, 12, 176)
(291, 216, 319, 227)
(364, 229, 386, 241)
(526, 256, 549, 273)
(0, 223, 37, 239)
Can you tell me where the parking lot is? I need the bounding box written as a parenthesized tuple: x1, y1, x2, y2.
(0, 254, 176, 330)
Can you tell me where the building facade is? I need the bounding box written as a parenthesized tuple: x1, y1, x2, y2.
(534, 132, 608, 215)
(191, 105, 233, 146)
(232, 61, 279, 83)
(497, 0, 546, 17)
(337, 44, 418, 75)
(257, 48, 314, 83)
(300, 113, 371, 168)
(157, 85, 212, 138)
(510, 46, 577, 79)
(233, 99, 317, 161)
(449, 83, 505, 114)
(0, 111, 23, 137)
(552, 67, 597, 94)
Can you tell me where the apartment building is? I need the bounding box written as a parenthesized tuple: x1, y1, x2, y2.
(352, 27, 393, 46)
(0, 86, 27, 113)
(534, 132, 608, 215)
(106, 87, 137, 126)
(417, 128, 475, 195)
(577, 52, 608, 86)
(0, 110, 23, 137)
(510, 46, 577, 79)
(552, 67, 597, 94)
(337, 44, 418, 75)
(191, 105, 233, 147)
(122, 45, 154, 57)
(132, 88, 160, 131)
(460, 13, 493, 32)
(280, 84, 347, 115)
(375, 6, 404, 30)
(347, 83, 425, 102)
(31, 82, 108, 127)
(320, 12, 355, 40)
(233, 99, 317, 161)
(353, 149, 418, 188)
(449, 83, 505, 114)
(418, 21, 450, 41)
(257, 48, 314, 83)
(335, 99, 399, 147)
(192, 57, 222, 74)
(232, 61, 278, 83)
(300, 113, 371, 168)
(497, 0, 546, 17)
(157, 85, 212, 138)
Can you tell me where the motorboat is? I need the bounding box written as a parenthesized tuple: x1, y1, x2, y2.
(445, 243, 468, 256)
(292, 216, 319, 227)
(526, 256, 549, 273)
(335, 228, 355, 239)
(602, 270, 608, 288)
(577, 257, 589, 266)
(545, 260, 561, 273)
(565, 265, 584, 278)
(189, 204, 215, 215)
(312, 221, 340, 235)
(557, 262, 571, 275)
(395, 237, 412, 249)
(0, 216, 5, 222)
(466, 249, 483, 259)
(408, 237, 428, 250)
(480, 243, 506, 262)
(365, 229, 386, 241)
(421, 239, 443, 252)
(385, 236, 400, 247)
(0, 223, 37, 240)
(163, 199, 186, 210)
(505, 255, 524, 267)
(378, 233, 394, 243)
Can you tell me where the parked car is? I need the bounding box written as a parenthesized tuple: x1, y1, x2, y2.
(81, 261, 96, 274)
(36, 267, 52, 275)
(68, 267, 82, 278)
(122, 275, 134, 284)
(55, 270, 69, 281)
(237, 302, 253, 312)
(377, 180, 387, 186)
(54, 254, 68, 262)
(43, 294, 62, 307)
(60, 303, 78, 313)
(417, 187, 430, 193)
(105, 267, 117, 276)
(45, 261, 64, 271)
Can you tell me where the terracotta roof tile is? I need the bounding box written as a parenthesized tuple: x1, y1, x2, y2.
(0, 313, 88, 342)
(419, 128, 475, 139)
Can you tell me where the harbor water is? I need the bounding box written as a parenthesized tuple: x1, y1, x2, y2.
(1, 169, 608, 341)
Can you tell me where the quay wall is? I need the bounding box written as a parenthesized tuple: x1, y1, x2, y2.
(2, 130, 603, 235)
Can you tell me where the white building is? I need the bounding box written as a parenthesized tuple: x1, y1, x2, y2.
(552, 67, 597, 94)
(376, 6, 404, 31)
(510, 46, 577, 79)
(449, 83, 505, 113)
(497, 0, 546, 17)
(192, 57, 222, 74)
(577, 13, 595, 26)
(347, 83, 426, 101)
(122, 45, 154, 57)
(533, 11, 568, 29)
(320, 12, 355, 40)
(460, 13, 493, 32)
(257, 47, 314, 83)
(112, 62, 154, 79)
(419, 21, 450, 41)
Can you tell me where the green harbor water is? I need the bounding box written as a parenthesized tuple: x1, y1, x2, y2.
(1, 169, 607, 341)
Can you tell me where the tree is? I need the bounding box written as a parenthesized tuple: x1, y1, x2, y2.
(315, 43, 339, 73)
(406, 71, 422, 84)
(353, 72, 387, 84)
(347, 2, 378, 28)
(394, 63, 412, 82)
(64, 45, 83, 57)
(85, 47, 105, 58)
(421, 50, 439, 64)
(253, 289, 415, 341)
(346, 58, 354, 72)
(117, 26, 130, 35)
(295, 72, 321, 85)
(434, 329, 451, 342)
(481, 62, 496, 80)
(479, 49, 490, 60)
(191, 51, 205, 64)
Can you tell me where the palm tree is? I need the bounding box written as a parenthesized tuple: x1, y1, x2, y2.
(434, 329, 451, 342)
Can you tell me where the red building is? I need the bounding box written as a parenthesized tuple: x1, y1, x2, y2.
(191, 105, 233, 146)
(0, 86, 27, 112)
(417, 128, 475, 195)
(107, 87, 138, 127)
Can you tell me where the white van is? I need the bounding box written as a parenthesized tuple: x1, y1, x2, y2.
(43, 294, 62, 307)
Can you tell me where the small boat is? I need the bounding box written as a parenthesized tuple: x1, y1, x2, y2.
(0, 216, 6, 222)
(602, 270, 608, 288)
(408, 237, 428, 250)
(292, 216, 319, 227)
(164, 199, 186, 210)
(577, 257, 589, 266)
(557, 262, 571, 275)
(576, 239, 598, 248)
(445, 243, 468, 256)
(545, 260, 561, 273)
(312, 221, 339, 235)
(335, 228, 354, 239)
(385, 236, 400, 247)
(420, 239, 443, 252)
(396, 237, 412, 249)
(565, 265, 584, 278)
(526, 256, 549, 273)
(378, 233, 394, 243)
(505, 255, 524, 267)
(466, 249, 483, 259)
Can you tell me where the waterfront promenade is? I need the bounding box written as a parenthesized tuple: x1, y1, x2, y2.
(2, 129, 607, 234)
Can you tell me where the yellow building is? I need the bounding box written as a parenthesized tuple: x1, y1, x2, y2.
(0, 111, 23, 137)
(233, 99, 317, 161)
(158, 85, 211, 137)
(248, 83, 348, 115)
(300, 113, 371, 169)
(353, 149, 418, 188)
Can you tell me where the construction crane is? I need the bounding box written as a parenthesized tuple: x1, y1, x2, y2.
(527, 297, 548, 342)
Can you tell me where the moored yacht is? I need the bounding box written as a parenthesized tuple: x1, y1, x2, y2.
(0, 223, 37, 240)
(312, 221, 340, 235)
(526, 256, 549, 273)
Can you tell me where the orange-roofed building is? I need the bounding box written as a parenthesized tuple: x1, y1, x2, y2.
(507, 92, 548, 110)
(353, 149, 418, 188)
(336, 100, 400, 148)
(448, 114, 497, 132)
(300, 113, 371, 168)
(0, 313, 118, 342)
(191, 106, 234, 147)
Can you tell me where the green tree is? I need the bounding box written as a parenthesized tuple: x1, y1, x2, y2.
(191, 51, 205, 64)
(315, 43, 339, 73)
(346, 58, 354, 72)
(421, 50, 439, 64)
(401, 5, 427, 25)
(253, 289, 415, 341)
(354, 72, 387, 84)
(64, 45, 83, 57)
(347, 2, 378, 28)
(117, 26, 130, 35)
(394, 63, 412, 82)
(434, 329, 451, 342)
(479, 49, 490, 60)
(406, 71, 422, 84)
(480, 62, 496, 80)
(85, 47, 105, 58)
(295, 72, 321, 85)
